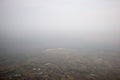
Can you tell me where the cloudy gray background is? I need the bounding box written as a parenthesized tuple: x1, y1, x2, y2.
(0, 0, 120, 52)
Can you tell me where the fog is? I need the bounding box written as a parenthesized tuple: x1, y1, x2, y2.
(0, 0, 120, 52)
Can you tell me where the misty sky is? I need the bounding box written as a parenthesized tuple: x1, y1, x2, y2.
(0, 0, 120, 51)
